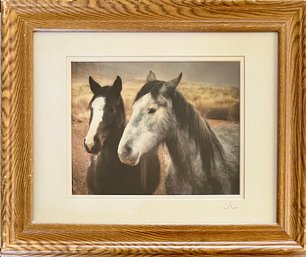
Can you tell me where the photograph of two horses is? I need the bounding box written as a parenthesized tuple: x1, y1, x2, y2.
(72, 62, 241, 195)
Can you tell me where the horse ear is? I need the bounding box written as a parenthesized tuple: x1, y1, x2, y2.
(89, 76, 101, 94)
(161, 73, 182, 97)
(168, 72, 182, 89)
(111, 76, 122, 96)
(146, 70, 157, 82)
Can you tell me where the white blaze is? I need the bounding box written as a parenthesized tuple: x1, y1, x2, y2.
(85, 97, 105, 149)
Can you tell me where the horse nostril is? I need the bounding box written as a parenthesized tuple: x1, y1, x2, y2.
(94, 135, 99, 143)
(125, 145, 132, 156)
(84, 138, 91, 152)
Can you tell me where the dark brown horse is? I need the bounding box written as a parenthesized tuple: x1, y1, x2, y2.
(84, 76, 160, 194)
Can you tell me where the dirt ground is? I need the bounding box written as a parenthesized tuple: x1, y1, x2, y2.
(72, 119, 233, 195)
(72, 121, 90, 195)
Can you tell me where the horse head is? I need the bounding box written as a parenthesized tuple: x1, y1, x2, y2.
(84, 75, 124, 154)
(118, 71, 182, 165)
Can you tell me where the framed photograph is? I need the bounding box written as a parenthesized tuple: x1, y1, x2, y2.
(1, 0, 305, 256)
(70, 58, 243, 196)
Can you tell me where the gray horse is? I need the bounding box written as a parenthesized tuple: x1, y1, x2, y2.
(118, 71, 239, 195)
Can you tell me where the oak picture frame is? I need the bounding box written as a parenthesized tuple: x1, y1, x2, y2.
(1, 0, 305, 256)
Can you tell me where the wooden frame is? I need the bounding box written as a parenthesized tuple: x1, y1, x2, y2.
(1, 0, 305, 256)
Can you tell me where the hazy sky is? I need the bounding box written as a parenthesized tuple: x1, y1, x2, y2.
(72, 62, 240, 87)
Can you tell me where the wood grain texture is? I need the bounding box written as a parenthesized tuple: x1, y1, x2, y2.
(1, 0, 306, 256)
(276, 6, 306, 246)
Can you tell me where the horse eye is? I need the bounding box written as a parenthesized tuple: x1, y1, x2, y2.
(148, 108, 157, 114)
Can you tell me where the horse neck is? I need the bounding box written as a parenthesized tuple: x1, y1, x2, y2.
(165, 109, 227, 193)
(166, 120, 207, 178)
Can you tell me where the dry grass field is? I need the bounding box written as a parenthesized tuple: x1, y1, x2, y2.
(72, 79, 239, 195)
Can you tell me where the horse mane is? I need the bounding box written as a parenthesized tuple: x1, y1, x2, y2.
(134, 80, 227, 179)
(171, 90, 227, 176)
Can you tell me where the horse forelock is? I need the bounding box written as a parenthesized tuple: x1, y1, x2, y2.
(133, 80, 164, 103)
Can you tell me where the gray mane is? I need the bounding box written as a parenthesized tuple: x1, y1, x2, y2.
(172, 90, 227, 173)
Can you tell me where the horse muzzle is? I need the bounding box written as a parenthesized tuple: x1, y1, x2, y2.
(84, 138, 103, 154)
(117, 144, 140, 166)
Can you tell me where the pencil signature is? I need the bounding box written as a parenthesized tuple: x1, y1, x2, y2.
(223, 201, 238, 209)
